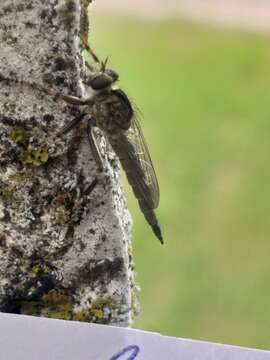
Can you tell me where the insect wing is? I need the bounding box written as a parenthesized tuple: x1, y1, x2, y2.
(123, 115, 160, 209)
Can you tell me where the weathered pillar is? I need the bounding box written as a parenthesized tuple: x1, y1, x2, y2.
(0, 0, 136, 326)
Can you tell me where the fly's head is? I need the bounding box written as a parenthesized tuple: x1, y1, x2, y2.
(83, 60, 133, 133)
(84, 67, 119, 92)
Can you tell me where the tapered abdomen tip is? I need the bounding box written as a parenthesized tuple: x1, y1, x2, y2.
(152, 224, 164, 245)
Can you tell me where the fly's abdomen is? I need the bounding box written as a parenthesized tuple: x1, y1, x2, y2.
(109, 132, 163, 244)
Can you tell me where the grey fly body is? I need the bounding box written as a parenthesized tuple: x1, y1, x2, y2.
(58, 47, 164, 244)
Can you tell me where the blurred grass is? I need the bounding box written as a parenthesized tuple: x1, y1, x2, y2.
(90, 13, 270, 349)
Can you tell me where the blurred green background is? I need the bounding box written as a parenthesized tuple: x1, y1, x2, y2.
(90, 13, 270, 350)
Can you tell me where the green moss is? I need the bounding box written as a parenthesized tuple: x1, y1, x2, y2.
(41, 290, 73, 320)
(11, 126, 29, 144)
(21, 290, 73, 320)
(10, 126, 49, 167)
(20, 301, 41, 316)
(19, 149, 31, 163)
(0, 184, 13, 203)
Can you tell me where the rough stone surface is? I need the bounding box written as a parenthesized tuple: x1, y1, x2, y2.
(0, 0, 136, 325)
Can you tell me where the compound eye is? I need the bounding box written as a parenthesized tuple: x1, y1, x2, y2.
(87, 73, 113, 90)
(105, 69, 119, 82)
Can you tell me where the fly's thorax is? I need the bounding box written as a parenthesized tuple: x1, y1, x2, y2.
(83, 84, 98, 99)
(91, 89, 134, 134)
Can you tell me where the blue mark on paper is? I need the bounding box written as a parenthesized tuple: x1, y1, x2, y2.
(110, 345, 140, 360)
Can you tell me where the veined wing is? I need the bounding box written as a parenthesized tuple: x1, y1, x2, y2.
(114, 115, 160, 210)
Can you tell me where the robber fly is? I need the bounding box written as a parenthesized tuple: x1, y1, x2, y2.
(57, 43, 164, 244)
(0, 44, 163, 243)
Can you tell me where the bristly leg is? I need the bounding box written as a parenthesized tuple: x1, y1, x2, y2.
(81, 35, 107, 72)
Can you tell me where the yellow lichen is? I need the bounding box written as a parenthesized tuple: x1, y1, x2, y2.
(20, 147, 49, 167)
(28, 264, 51, 279)
(34, 148, 49, 165)
(73, 311, 88, 321)
(29, 265, 41, 279)
(92, 309, 104, 320)
(73, 296, 117, 322)
(92, 296, 116, 311)
(20, 292, 120, 323)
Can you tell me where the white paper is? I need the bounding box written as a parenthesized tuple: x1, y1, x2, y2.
(0, 312, 269, 360)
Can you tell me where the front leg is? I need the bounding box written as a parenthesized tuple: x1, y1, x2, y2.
(58, 93, 88, 106)
(49, 88, 94, 106)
